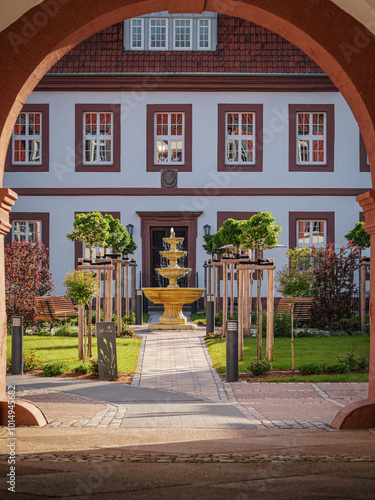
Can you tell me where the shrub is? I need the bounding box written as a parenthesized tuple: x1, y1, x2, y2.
(298, 362, 323, 375)
(123, 312, 136, 324)
(89, 359, 99, 374)
(54, 324, 78, 337)
(5, 241, 53, 326)
(63, 270, 99, 306)
(196, 320, 206, 326)
(34, 329, 51, 336)
(311, 244, 360, 332)
(205, 329, 224, 340)
(357, 354, 370, 370)
(334, 316, 361, 333)
(323, 362, 349, 374)
(120, 324, 137, 338)
(215, 312, 223, 326)
(23, 350, 43, 371)
(337, 344, 360, 371)
(248, 358, 272, 376)
(331, 330, 349, 337)
(42, 362, 66, 377)
(274, 310, 292, 337)
(73, 363, 90, 374)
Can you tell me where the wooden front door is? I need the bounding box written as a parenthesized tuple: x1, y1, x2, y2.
(150, 227, 188, 287)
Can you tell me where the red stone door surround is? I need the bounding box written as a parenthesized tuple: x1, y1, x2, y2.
(137, 212, 202, 288)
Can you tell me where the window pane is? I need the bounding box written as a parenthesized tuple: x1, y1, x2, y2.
(312, 113, 325, 135)
(312, 140, 325, 162)
(85, 113, 97, 135)
(14, 140, 26, 162)
(131, 19, 143, 48)
(156, 140, 168, 162)
(28, 221, 41, 243)
(241, 140, 253, 162)
(28, 140, 40, 162)
(298, 221, 310, 245)
(298, 140, 309, 162)
(241, 113, 253, 135)
(226, 113, 239, 135)
(13, 221, 26, 242)
(226, 140, 238, 161)
(171, 140, 183, 162)
(297, 113, 310, 135)
(85, 139, 97, 162)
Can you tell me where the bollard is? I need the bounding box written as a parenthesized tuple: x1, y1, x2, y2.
(226, 320, 238, 382)
(136, 290, 143, 325)
(206, 294, 215, 336)
(11, 316, 23, 375)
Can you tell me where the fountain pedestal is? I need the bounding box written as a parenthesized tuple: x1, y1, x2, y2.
(142, 229, 205, 330)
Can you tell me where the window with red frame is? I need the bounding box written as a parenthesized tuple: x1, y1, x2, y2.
(297, 219, 326, 248)
(155, 112, 184, 164)
(12, 112, 41, 164)
(83, 112, 113, 165)
(225, 112, 255, 164)
(296, 112, 326, 164)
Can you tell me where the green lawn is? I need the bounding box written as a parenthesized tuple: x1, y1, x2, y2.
(206, 336, 370, 382)
(7, 335, 141, 374)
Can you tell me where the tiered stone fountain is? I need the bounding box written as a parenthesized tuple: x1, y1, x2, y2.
(142, 228, 205, 329)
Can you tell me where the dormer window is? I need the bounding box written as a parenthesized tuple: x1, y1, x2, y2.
(124, 13, 217, 51)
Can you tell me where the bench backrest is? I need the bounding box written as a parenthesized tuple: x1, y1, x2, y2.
(36, 296, 78, 322)
(276, 297, 313, 323)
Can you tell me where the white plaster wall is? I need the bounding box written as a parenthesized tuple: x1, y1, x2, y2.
(5, 90, 369, 189)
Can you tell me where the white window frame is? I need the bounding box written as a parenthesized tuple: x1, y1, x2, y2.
(83, 112, 113, 165)
(296, 112, 327, 165)
(12, 112, 42, 165)
(296, 219, 326, 248)
(173, 19, 192, 50)
(154, 112, 185, 165)
(198, 18, 211, 50)
(131, 18, 144, 49)
(225, 111, 256, 165)
(12, 220, 42, 244)
(149, 18, 168, 50)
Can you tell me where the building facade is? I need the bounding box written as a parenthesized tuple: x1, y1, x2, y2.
(4, 14, 371, 295)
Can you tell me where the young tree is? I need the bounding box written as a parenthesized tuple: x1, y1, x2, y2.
(122, 238, 137, 257)
(104, 215, 131, 255)
(345, 221, 370, 257)
(218, 218, 242, 255)
(5, 241, 54, 326)
(63, 270, 99, 361)
(67, 212, 110, 260)
(239, 212, 281, 358)
(203, 231, 225, 258)
(310, 243, 360, 333)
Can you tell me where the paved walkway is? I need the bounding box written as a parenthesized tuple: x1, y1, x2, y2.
(7, 322, 368, 431)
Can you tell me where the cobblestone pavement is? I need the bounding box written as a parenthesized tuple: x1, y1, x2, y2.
(9, 325, 369, 431)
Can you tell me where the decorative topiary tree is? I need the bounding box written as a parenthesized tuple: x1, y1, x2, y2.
(239, 212, 281, 358)
(67, 212, 110, 260)
(203, 231, 225, 259)
(121, 237, 137, 257)
(217, 218, 242, 255)
(103, 215, 131, 256)
(63, 270, 99, 361)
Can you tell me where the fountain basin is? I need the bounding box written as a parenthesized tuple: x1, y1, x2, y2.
(142, 287, 205, 329)
(156, 267, 191, 288)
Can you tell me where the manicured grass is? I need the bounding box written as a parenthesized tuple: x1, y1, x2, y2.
(7, 335, 141, 374)
(206, 336, 370, 382)
(190, 312, 206, 324)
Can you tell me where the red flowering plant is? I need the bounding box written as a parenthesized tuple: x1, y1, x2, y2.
(310, 242, 360, 333)
(5, 241, 54, 326)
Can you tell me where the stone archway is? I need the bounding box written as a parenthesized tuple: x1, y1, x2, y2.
(1, 0, 375, 428)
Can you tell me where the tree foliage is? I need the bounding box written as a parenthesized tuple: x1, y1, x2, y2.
(202, 232, 225, 257)
(344, 221, 370, 249)
(104, 215, 131, 254)
(310, 243, 360, 332)
(217, 218, 242, 253)
(5, 242, 54, 325)
(67, 212, 110, 259)
(276, 248, 314, 298)
(63, 270, 98, 306)
(122, 238, 137, 256)
(239, 212, 281, 251)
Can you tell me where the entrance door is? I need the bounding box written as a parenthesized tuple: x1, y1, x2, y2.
(150, 227, 188, 287)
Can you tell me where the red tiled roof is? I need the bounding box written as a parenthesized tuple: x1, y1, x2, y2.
(50, 15, 323, 74)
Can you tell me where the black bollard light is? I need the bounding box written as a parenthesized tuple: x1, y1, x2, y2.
(206, 294, 215, 336)
(136, 290, 143, 325)
(226, 319, 238, 382)
(11, 316, 23, 375)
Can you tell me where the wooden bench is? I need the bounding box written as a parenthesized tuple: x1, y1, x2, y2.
(276, 297, 313, 324)
(36, 296, 78, 329)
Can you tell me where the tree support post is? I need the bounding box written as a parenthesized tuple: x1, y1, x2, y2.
(266, 260, 274, 361)
(238, 269, 243, 361)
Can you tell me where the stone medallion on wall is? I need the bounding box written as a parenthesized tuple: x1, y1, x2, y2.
(161, 169, 178, 188)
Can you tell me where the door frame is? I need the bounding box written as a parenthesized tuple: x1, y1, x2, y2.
(137, 211, 202, 287)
